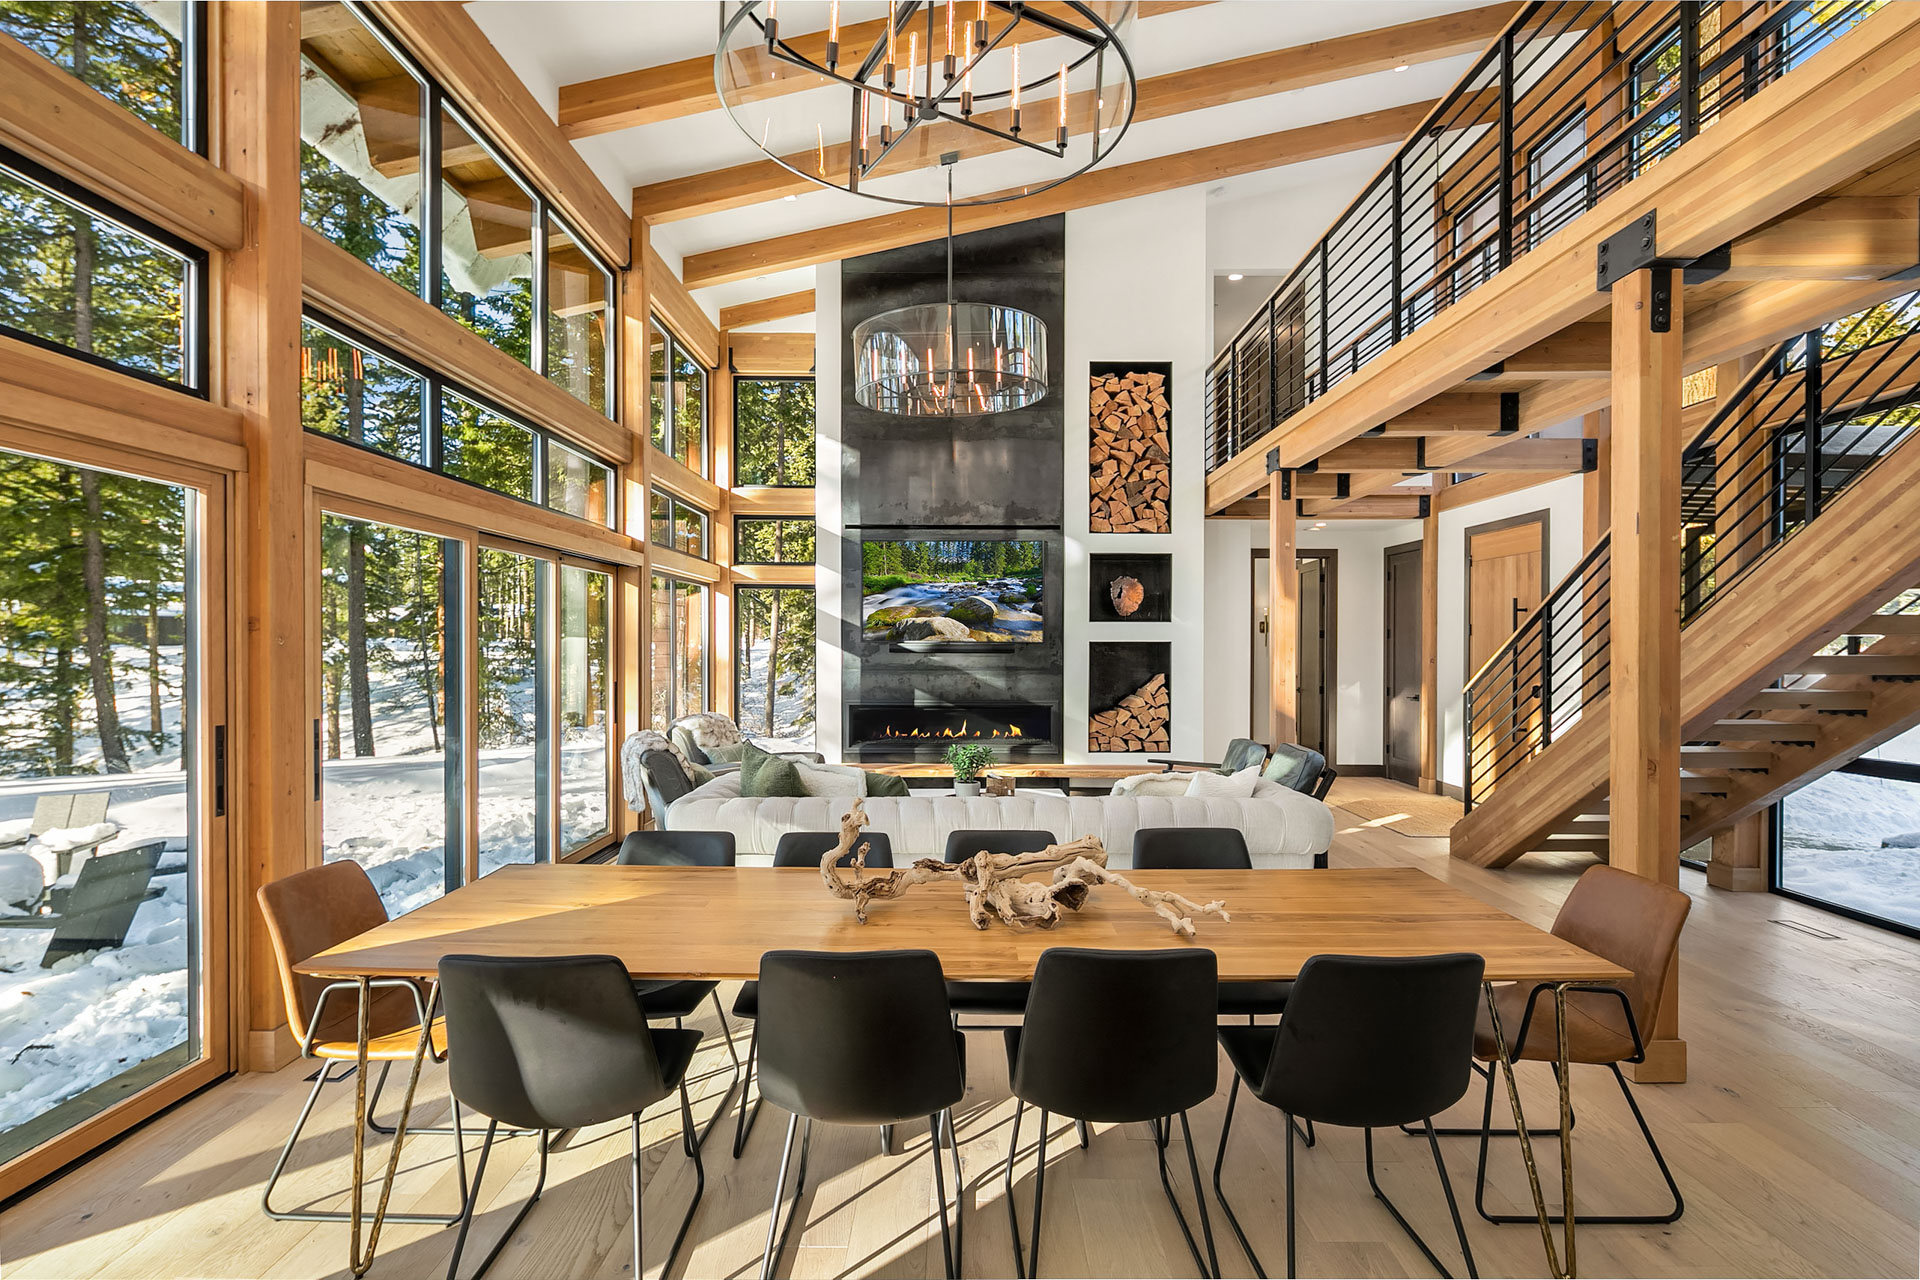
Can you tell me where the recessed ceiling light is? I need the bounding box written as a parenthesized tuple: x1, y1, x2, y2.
(782, 193, 797, 201)
(1313, 522, 1328, 529)
(1394, 63, 1410, 72)
(1226, 272, 1244, 281)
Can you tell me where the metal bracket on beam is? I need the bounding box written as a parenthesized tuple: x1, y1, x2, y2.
(1295, 499, 1307, 518)
(1415, 438, 1428, 471)
(1498, 392, 1520, 435)
(1467, 361, 1506, 381)
(1581, 437, 1599, 472)
(1277, 469, 1292, 500)
(1596, 210, 1730, 292)
(1336, 474, 1351, 499)
(1363, 423, 1387, 436)
(1295, 457, 1319, 474)
(1265, 447, 1281, 475)
(1419, 495, 1431, 518)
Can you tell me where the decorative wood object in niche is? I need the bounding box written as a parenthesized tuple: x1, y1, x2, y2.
(818, 800, 1228, 937)
(1109, 574, 1145, 617)
(1088, 673, 1169, 753)
(1089, 368, 1170, 533)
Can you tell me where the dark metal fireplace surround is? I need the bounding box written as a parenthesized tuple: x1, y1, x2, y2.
(846, 701, 1061, 762)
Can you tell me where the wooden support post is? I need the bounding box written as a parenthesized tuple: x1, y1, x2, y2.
(617, 215, 652, 833)
(1707, 351, 1771, 890)
(222, 0, 308, 1071)
(1269, 482, 1299, 747)
(1419, 475, 1444, 793)
(1609, 267, 1686, 1082)
(1582, 408, 1611, 547)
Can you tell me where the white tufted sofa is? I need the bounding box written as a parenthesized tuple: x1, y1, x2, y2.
(663, 771, 1334, 867)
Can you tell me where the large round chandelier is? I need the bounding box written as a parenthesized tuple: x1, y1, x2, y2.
(714, 2, 1138, 209)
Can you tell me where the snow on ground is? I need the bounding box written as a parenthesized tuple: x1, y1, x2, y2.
(735, 637, 815, 750)
(1778, 765, 1920, 930)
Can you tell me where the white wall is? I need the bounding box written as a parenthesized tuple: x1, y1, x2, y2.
(1065, 188, 1210, 763)
(1203, 516, 1419, 769)
(1434, 475, 1586, 789)
(812, 267, 844, 761)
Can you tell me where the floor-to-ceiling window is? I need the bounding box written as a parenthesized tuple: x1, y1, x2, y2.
(650, 318, 708, 475)
(734, 376, 816, 486)
(735, 587, 816, 748)
(476, 546, 540, 875)
(0, 447, 213, 1167)
(318, 514, 455, 918)
(559, 564, 612, 852)
(651, 575, 708, 727)
(1776, 721, 1920, 936)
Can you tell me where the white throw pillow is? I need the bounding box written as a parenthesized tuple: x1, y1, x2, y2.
(795, 761, 867, 799)
(1185, 765, 1261, 799)
(1111, 772, 1198, 798)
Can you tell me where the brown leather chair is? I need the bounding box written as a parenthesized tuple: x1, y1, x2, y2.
(1452, 863, 1690, 1226)
(256, 859, 467, 1224)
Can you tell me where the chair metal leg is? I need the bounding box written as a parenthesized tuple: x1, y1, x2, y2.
(1414, 1060, 1572, 1139)
(1284, 1109, 1297, 1279)
(1210, 1074, 1270, 1279)
(656, 1082, 708, 1275)
(1076, 1118, 1091, 1150)
(1151, 1109, 1220, 1279)
(262, 1059, 466, 1226)
(683, 991, 745, 1154)
(882, 1123, 895, 1155)
(1471, 1062, 1684, 1225)
(760, 1114, 814, 1280)
(1004, 1101, 1049, 1278)
(928, 1110, 965, 1280)
(1362, 1125, 1477, 1278)
(446, 1125, 549, 1280)
(733, 1021, 764, 1160)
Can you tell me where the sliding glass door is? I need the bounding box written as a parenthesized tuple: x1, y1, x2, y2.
(1776, 722, 1920, 936)
(477, 546, 541, 875)
(0, 444, 226, 1175)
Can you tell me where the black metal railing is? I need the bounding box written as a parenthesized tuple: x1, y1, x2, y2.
(1463, 290, 1920, 808)
(1203, 0, 1887, 474)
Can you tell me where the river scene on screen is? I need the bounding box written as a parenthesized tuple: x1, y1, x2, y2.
(861, 540, 1044, 644)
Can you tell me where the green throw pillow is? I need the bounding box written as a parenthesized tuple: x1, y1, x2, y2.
(865, 772, 910, 798)
(740, 742, 806, 797)
(706, 742, 748, 764)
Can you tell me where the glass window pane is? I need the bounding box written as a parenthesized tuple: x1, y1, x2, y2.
(440, 108, 534, 366)
(0, 163, 189, 383)
(299, 3, 424, 294)
(0, 448, 198, 1166)
(1779, 721, 1920, 933)
(442, 392, 534, 502)
(734, 378, 817, 486)
(300, 321, 425, 463)
(671, 341, 706, 473)
(649, 322, 668, 453)
(546, 216, 610, 415)
(650, 490, 673, 548)
(735, 517, 815, 565)
(545, 439, 610, 526)
(477, 547, 540, 874)
(319, 514, 448, 918)
(736, 587, 815, 748)
(649, 574, 672, 727)
(675, 580, 707, 717)
(674, 505, 707, 559)
(559, 566, 610, 852)
(0, 2, 190, 143)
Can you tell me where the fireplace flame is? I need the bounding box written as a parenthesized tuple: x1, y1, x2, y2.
(878, 721, 1025, 740)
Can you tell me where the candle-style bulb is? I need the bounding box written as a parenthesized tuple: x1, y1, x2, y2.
(1010, 45, 1021, 133)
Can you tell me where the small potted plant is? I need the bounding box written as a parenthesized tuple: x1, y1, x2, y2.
(946, 742, 997, 798)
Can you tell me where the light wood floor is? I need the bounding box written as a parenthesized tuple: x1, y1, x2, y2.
(5, 777, 1918, 1279)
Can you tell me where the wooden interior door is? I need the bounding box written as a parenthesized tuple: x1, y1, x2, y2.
(1466, 517, 1548, 795)
(1384, 545, 1422, 785)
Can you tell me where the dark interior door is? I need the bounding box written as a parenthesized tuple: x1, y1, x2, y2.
(1384, 545, 1422, 786)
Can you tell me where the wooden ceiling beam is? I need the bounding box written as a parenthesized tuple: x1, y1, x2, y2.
(727, 331, 815, 375)
(561, 2, 1208, 139)
(720, 290, 816, 329)
(1720, 196, 1920, 280)
(1300, 493, 1428, 518)
(630, 3, 1520, 222)
(682, 101, 1433, 288)
(1372, 392, 1510, 435)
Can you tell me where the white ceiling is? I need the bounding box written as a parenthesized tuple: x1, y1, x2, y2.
(466, 1, 1499, 322)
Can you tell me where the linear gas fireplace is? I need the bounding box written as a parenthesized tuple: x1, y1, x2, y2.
(846, 702, 1061, 762)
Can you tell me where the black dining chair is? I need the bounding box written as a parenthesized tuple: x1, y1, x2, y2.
(616, 829, 743, 1149)
(1003, 947, 1221, 1279)
(730, 830, 897, 1157)
(942, 829, 1056, 1023)
(437, 954, 706, 1280)
(1213, 952, 1484, 1279)
(1133, 827, 1312, 1147)
(755, 949, 967, 1280)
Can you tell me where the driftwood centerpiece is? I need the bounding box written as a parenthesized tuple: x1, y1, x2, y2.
(819, 800, 1228, 938)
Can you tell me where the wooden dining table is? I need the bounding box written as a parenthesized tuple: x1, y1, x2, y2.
(297, 863, 1626, 1278)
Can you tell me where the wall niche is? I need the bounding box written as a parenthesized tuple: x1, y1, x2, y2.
(1087, 641, 1170, 753)
(1088, 552, 1171, 623)
(1088, 360, 1172, 534)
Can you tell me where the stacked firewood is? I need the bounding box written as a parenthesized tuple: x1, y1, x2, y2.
(1089, 371, 1171, 533)
(1087, 674, 1170, 752)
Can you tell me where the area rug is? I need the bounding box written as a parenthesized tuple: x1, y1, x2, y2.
(1336, 796, 1464, 839)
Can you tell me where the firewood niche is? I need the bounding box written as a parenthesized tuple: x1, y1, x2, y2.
(818, 800, 1228, 937)
(1088, 642, 1171, 753)
(1088, 362, 1172, 534)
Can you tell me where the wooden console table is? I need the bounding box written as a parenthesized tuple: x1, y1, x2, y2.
(855, 762, 1151, 787)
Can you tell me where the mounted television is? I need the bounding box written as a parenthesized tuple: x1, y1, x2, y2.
(861, 538, 1044, 646)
